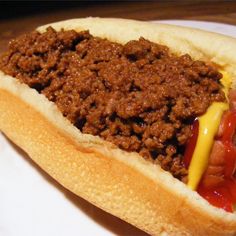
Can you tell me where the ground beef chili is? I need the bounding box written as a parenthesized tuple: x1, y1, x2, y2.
(0, 27, 226, 181)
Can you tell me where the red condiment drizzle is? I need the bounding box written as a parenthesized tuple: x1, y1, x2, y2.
(183, 107, 236, 212)
(198, 111, 236, 212)
(197, 184, 234, 212)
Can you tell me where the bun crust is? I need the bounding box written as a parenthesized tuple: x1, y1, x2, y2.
(1, 18, 236, 235)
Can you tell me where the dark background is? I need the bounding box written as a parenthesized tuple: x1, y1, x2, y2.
(1, 1, 236, 21)
(1, 1, 236, 53)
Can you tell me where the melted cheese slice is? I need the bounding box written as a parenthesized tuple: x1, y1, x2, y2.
(187, 73, 231, 190)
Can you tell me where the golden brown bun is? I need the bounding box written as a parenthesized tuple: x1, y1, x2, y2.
(1, 18, 236, 235)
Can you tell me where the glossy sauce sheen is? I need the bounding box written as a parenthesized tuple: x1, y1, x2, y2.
(187, 102, 228, 190)
(185, 92, 236, 212)
(198, 110, 236, 212)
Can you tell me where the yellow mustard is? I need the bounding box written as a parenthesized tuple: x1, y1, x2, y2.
(187, 73, 231, 190)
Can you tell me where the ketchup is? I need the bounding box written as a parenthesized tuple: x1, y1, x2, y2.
(197, 184, 234, 212)
(184, 110, 236, 212)
(199, 111, 236, 212)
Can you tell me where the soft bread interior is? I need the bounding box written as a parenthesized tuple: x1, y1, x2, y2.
(0, 18, 236, 235)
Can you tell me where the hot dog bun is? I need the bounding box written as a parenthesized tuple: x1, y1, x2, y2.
(0, 18, 236, 235)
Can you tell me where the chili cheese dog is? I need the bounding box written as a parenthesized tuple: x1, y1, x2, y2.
(0, 18, 236, 235)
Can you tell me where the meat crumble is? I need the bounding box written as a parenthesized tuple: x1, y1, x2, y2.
(0, 27, 225, 181)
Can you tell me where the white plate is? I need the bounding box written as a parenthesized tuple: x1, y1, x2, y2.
(154, 20, 236, 38)
(1, 20, 236, 236)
